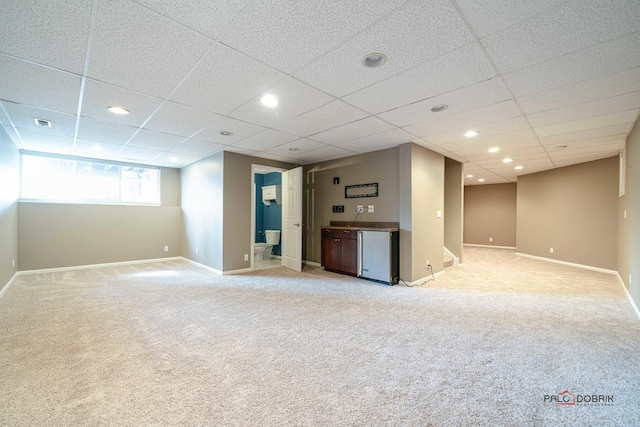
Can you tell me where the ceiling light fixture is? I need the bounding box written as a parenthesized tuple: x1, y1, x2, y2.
(107, 106, 129, 115)
(464, 130, 479, 138)
(169, 156, 178, 163)
(260, 94, 278, 107)
(515, 165, 524, 170)
(478, 178, 485, 182)
(34, 118, 52, 127)
(219, 131, 234, 136)
(466, 174, 473, 178)
(430, 104, 449, 113)
(487, 147, 500, 153)
(503, 157, 513, 163)
(362, 53, 387, 68)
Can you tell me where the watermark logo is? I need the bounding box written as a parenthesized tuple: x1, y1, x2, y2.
(544, 390, 614, 407)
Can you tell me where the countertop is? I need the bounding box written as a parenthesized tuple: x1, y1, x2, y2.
(321, 225, 399, 232)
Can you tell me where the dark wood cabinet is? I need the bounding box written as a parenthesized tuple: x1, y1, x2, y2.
(321, 228, 357, 276)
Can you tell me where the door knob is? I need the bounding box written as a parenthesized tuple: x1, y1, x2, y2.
(294, 223, 302, 227)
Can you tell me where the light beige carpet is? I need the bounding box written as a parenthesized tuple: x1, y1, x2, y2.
(1, 248, 639, 426)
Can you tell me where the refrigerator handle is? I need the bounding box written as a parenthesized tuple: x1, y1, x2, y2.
(357, 231, 363, 277)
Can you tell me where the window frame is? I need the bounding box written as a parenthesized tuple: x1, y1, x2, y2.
(19, 151, 162, 206)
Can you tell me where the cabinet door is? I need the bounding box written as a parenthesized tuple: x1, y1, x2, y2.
(339, 238, 358, 275)
(321, 238, 341, 271)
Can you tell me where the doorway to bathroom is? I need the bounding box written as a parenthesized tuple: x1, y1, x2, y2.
(251, 165, 285, 270)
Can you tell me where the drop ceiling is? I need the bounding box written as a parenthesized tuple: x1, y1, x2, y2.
(1, 0, 639, 185)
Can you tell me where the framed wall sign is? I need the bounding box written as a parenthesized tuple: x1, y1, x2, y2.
(345, 183, 378, 198)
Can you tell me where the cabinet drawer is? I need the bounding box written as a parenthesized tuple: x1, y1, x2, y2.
(321, 228, 357, 239)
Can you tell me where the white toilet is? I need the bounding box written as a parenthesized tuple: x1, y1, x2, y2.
(254, 230, 281, 261)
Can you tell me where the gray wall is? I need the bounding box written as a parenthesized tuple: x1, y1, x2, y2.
(517, 157, 618, 270)
(181, 151, 293, 272)
(0, 128, 19, 289)
(464, 183, 517, 247)
(619, 118, 640, 310)
(303, 147, 400, 264)
(399, 143, 445, 281)
(18, 167, 182, 270)
(444, 158, 463, 262)
(222, 152, 294, 271)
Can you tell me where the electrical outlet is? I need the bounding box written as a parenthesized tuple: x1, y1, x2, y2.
(426, 259, 430, 267)
(356, 205, 364, 213)
(12, 259, 15, 268)
(489, 237, 493, 242)
(164, 246, 169, 252)
(244, 254, 249, 261)
(195, 247, 199, 254)
(550, 247, 554, 254)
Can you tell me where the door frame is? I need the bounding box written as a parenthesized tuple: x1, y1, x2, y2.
(250, 164, 286, 270)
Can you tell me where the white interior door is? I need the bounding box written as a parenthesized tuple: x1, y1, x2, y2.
(282, 166, 303, 272)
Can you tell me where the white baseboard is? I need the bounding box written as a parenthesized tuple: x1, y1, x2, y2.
(16, 257, 184, 276)
(223, 267, 254, 275)
(0, 272, 18, 300)
(616, 273, 640, 321)
(515, 252, 618, 275)
(401, 269, 445, 287)
(181, 257, 223, 275)
(464, 243, 516, 250)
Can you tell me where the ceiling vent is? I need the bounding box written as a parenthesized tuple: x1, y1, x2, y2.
(34, 118, 52, 127)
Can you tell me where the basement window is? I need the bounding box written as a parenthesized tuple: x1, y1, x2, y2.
(20, 152, 160, 205)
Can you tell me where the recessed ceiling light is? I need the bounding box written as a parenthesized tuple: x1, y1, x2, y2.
(219, 131, 233, 136)
(464, 130, 479, 138)
(288, 147, 299, 152)
(515, 165, 524, 170)
(362, 53, 387, 68)
(466, 174, 474, 178)
(107, 106, 129, 115)
(260, 94, 278, 107)
(556, 145, 568, 150)
(478, 178, 485, 182)
(487, 147, 500, 153)
(34, 118, 51, 127)
(430, 104, 449, 113)
(169, 156, 178, 163)
(91, 145, 103, 152)
(503, 157, 513, 163)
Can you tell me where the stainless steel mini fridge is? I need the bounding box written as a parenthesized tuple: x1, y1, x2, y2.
(357, 230, 399, 285)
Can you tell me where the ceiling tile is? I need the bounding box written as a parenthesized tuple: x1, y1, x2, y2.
(526, 92, 640, 127)
(88, 0, 212, 97)
(262, 138, 328, 157)
(170, 42, 285, 115)
(456, 0, 570, 38)
(378, 77, 512, 127)
(550, 144, 622, 165)
(77, 117, 138, 145)
(223, 146, 257, 156)
(0, 56, 81, 114)
(192, 117, 266, 145)
(169, 139, 225, 157)
(74, 139, 127, 158)
(118, 145, 166, 163)
(481, 0, 640, 73)
(336, 128, 415, 153)
(131, 0, 250, 39)
(309, 116, 395, 145)
(273, 100, 368, 137)
(503, 31, 640, 97)
(426, 116, 531, 146)
(17, 130, 75, 154)
(436, 128, 538, 152)
(143, 101, 222, 137)
(517, 67, 640, 114)
(247, 151, 295, 163)
(343, 43, 497, 114)
(539, 123, 633, 145)
(232, 129, 300, 151)
(127, 129, 185, 151)
(454, 139, 543, 161)
(294, 0, 473, 97)
(282, 145, 357, 164)
(219, 0, 409, 74)
(403, 100, 522, 137)
(0, 0, 92, 73)
(81, 79, 163, 126)
(2, 103, 76, 137)
(533, 109, 638, 137)
(541, 134, 626, 149)
(152, 152, 202, 168)
(228, 77, 334, 127)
